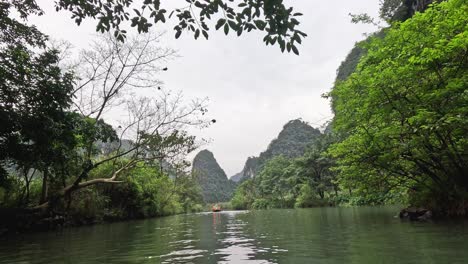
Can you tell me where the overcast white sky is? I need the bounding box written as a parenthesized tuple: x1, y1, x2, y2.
(31, 0, 380, 176)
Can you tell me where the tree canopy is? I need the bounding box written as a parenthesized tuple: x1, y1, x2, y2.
(329, 0, 467, 215)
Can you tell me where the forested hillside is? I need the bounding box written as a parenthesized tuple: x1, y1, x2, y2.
(192, 150, 236, 203)
(257, 119, 322, 163)
(230, 120, 334, 209)
(231, 130, 336, 209)
(232, 119, 322, 182)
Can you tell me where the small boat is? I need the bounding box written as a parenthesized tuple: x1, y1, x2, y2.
(212, 204, 222, 212)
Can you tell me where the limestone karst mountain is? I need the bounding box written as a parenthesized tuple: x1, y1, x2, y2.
(192, 150, 236, 203)
(232, 119, 322, 182)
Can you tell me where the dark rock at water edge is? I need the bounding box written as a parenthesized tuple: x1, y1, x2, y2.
(0, 209, 68, 236)
(399, 207, 433, 221)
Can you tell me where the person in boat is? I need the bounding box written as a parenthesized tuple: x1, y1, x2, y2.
(212, 204, 222, 212)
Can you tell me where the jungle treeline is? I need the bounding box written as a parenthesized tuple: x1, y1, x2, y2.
(0, 0, 304, 233)
(230, 0, 468, 216)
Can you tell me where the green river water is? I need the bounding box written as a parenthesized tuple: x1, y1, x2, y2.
(1, 206, 468, 263)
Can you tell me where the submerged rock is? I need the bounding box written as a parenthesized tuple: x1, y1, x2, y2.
(399, 207, 433, 221)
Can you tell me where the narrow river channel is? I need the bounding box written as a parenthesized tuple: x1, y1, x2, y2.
(1, 207, 468, 263)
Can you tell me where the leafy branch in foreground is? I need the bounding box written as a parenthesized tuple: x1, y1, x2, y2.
(10, 0, 306, 54)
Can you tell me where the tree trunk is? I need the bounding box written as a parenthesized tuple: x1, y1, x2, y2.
(24, 176, 30, 204)
(40, 168, 49, 204)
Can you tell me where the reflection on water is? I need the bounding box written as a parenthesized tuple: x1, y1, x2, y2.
(1, 207, 468, 263)
(157, 211, 280, 263)
(215, 211, 279, 264)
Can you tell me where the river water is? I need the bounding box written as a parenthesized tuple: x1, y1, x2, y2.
(1, 207, 467, 263)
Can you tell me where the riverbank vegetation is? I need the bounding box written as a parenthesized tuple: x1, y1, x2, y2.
(3, 162, 204, 230)
(330, 0, 467, 216)
(229, 132, 392, 210)
(0, 0, 305, 233)
(0, 28, 211, 231)
(230, 0, 467, 216)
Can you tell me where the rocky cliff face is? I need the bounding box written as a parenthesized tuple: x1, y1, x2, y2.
(192, 150, 236, 203)
(230, 172, 243, 183)
(230, 156, 258, 182)
(403, 0, 434, 20)
(241, 157, 259, 179)
(233, 119, 322, 181)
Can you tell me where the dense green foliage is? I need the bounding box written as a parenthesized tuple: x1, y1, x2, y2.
(231, 179, 257, 209)
(0, 0, 216, 233)
(330, 0, 467, 215)
(0, 1, 75, 184)
(1, 161, 203, 228)
(230, 1, 467, 213)
(192, 150, 236, 203)
(86, 162, 203, 220)
(0, 0, 309, 233)
(231, 126, 338, 210)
